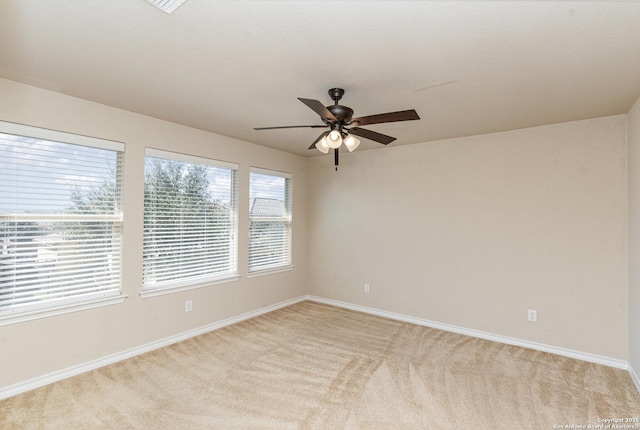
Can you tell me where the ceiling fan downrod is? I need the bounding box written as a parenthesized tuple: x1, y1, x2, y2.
(326, 88, 354, 125)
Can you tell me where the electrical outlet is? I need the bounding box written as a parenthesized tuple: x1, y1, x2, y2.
(185, 300, 192, 313)
(364, 284, 370, 293)
(527, 309, 537, 322)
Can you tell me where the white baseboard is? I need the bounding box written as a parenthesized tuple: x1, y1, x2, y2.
(2, 295, 634, 401)
(630, 364, 640, 395)
(0, 296, 307, 401)
(306, 295, 630, 370)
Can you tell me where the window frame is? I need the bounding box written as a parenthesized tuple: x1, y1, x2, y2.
(140, 148, 240, 298)
(0, 121, 127, 325)
(248, 167, 293, 275)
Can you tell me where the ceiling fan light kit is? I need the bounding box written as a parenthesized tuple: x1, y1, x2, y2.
(316, 136, 330, 154)
(344, 135, 360, 152)
(254, 88, 420, 170)
(326, 130, 342, 149)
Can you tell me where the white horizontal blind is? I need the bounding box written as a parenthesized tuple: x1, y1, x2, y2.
(143, 150, 238, 290)
(249, 169, 292, 273)
(0, 124, 124, 316)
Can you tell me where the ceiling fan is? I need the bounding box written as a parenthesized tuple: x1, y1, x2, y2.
(254, 88, 420, 169)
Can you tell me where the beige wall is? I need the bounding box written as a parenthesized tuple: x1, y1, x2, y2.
(0, 78, 308, 388)
(308, 115, 629, 359)
(628, 96, 640, 377)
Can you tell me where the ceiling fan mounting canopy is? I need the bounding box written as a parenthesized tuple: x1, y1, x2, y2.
(328, 87, 345, 102)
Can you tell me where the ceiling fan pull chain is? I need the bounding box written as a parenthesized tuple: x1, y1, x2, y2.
(334, 147, 339, 171)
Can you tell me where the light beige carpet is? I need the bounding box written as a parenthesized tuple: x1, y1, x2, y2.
(1, 301, 639, 429)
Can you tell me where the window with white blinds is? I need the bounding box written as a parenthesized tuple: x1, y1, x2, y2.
(249, 168, 292, 273)
(0, 122, 124, 321)
(143, 149, 238, 292)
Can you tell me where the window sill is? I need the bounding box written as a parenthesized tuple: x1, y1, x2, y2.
(247, 265, 294, 278)
(0, 294, 128, 326)
(140, 274, 241, 298)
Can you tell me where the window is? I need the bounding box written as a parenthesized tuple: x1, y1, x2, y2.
(143, 149, 238, 293)
(0, 122, 125, 322)
(249, 168, 292, 273)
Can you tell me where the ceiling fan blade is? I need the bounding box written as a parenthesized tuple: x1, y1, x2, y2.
(298, 98, 337, 122)
(308, 131, 329, 149)
(349, 127, 397, 145)
(351, 109, 420, 126)
(254, 125, 327, 130)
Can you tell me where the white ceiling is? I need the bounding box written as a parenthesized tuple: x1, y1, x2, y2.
(2, 1, 640, 156)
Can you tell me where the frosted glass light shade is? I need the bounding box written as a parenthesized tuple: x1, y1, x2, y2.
(327, 130, 342, 149)
(316, 136, 330, 154)
(344, 135, 361, 152)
